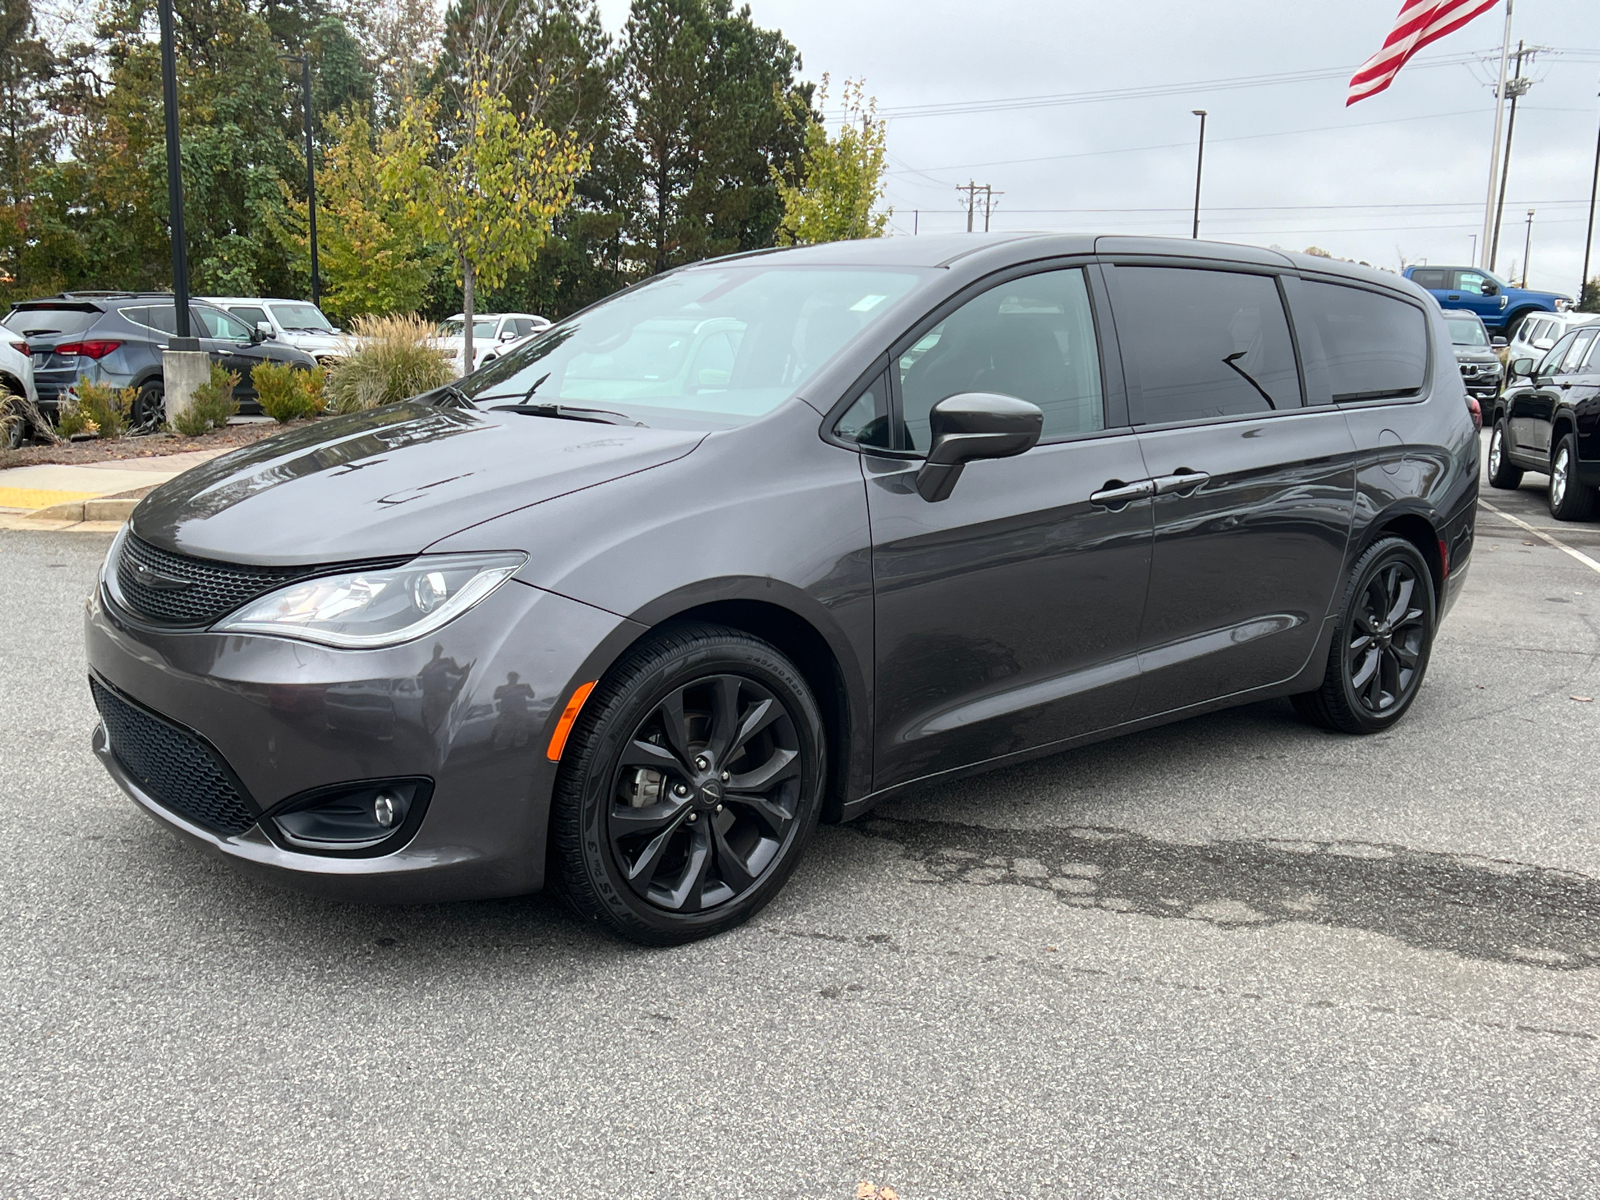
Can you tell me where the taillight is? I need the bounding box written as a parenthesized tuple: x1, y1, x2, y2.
(53, 340, 123, 359)
(7, 340, 24, 356)
(1466, 395, 1482, 431)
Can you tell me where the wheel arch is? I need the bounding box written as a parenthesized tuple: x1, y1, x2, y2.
(1364, 508, 1445, 603)
(1552, 410, 1576, 449)
(574, 586, 868, 825)
(0, 372, 25, 397)
(1503, 306, 1542, 336)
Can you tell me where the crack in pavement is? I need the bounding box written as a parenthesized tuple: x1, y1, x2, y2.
(856, 817, 1600, 971)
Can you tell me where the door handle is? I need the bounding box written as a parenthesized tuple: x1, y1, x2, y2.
(1153, 470, 1210, 496)
(1089, 479, 1155, 509)
(1560, 382, 1573, 390)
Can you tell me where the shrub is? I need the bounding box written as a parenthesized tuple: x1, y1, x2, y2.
(253, 361, 326, 424)
(58, 378, 135, 439)
(1, 383, 56, 445)
(172, 363, 239, 436)
(325, 313, 454, 413)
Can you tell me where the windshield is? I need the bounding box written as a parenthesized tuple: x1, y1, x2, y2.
(460, 265, 925, 428)
(1446, 317, 1488, 347)
(269, 303, 335, 332)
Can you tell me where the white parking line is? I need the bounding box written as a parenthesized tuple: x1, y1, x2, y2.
(1479, 498, 1600, 576)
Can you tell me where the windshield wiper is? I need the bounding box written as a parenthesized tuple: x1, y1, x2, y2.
(489, 402, 645, 427)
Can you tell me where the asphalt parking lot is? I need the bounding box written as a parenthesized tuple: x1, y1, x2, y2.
(4, 432, 1600, 1199)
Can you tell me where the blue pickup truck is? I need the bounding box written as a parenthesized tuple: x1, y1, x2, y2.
(1403, 265, 1574, 335)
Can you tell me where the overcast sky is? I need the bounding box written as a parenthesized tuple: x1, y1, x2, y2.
(597, 0, 1600, 295)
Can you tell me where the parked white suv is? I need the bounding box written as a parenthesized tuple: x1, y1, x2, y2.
(1508, 310, 1598, 378)
(1, 331, 38, 448)
(203, 297, 354, 364)
(436, 312, 550, 375)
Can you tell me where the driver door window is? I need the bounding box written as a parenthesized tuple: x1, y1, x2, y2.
(1455, 272, 1492, 296)
(895, 268, 1105, 451)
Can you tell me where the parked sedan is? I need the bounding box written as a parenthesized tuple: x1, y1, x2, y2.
(2, 294, 316, 429)
(1489, 322, 1600, 519)
(87, 234, 1476, 945)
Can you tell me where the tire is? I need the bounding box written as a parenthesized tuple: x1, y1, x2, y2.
(1487, 420, 1523, 489)
(1292, 536, 1437, 735)
(1548, 432, 1597, 522)
(130, 381, 164, 434)
(551, 622, 826, 945)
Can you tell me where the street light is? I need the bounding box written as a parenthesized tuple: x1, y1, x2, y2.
(156, 0, 197, 348)
(1191, 110, 1208, 239)
(281, 52, 320, 308)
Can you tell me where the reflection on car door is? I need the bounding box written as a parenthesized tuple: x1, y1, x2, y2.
(1574, 335, 1600, 465)
(1510, 329, 1584, 462)
(1103, 263, 1358, 715)
(864, 266, 1154, 790)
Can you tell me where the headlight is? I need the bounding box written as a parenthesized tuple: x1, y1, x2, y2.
(213, 552, 526, 648)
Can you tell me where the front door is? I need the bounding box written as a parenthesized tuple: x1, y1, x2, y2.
(1103, 262, 1358, 715)
(864, 265, 1154, 790)
(1510, 329, 1587, 463)
(1451, 270, 1505, 326)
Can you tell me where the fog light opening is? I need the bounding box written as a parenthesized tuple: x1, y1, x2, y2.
(269, 780, 427, 854)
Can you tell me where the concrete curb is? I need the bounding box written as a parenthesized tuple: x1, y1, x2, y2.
(28, 497, 139, 523)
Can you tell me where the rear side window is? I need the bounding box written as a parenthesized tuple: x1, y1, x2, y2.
(1561, 328, 1597, 373)
(4, 306, 102, 337)
(1291, 281, 1427, 402)
(1108, 266, 1301, 424)
(231, 306, 270, 328)
(897, 267, 1104, 449)
(1410, 269, 1449, 290)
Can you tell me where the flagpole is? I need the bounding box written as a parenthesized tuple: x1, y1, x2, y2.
(1479, 0, 1514, 270)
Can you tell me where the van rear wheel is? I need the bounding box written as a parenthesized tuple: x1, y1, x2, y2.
(1292, 537, 1436, 735)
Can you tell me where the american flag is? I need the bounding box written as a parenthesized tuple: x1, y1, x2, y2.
(1347, 0, 1499, 105)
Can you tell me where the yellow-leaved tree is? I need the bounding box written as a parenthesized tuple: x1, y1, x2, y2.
(278, 110, 440, 324)
(386, 64, 589, 369)
(774, 77, 890, 246)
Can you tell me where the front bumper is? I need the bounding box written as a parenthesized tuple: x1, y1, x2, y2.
(86, 571, 643, 903)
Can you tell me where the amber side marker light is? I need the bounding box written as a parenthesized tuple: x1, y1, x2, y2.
(547, 680, 598, 762)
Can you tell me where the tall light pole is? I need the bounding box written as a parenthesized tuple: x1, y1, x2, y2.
(1191, 110, 1207, 239)
(1521, 209, 1534, 287)
(1582, 76, 1599, 306)
(1490, 42, 1535, 271)
(156, 0, 196, 348)
(281, 53, 320, 307)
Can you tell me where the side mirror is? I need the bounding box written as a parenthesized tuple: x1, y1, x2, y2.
(248, 325, 266, 344)
(1481, 283, 1498, 297)
(1491, 336, 1507, 348)
(1510, 356, 1535, 378)
(916, 393, 1043, 503)
(500, 330, 517, 342)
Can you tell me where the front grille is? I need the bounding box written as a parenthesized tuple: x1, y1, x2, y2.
(91, 678, 260, 835)
(115, 534, 319, 627)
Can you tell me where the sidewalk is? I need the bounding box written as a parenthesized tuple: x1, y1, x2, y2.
(0, 449, 226, 531)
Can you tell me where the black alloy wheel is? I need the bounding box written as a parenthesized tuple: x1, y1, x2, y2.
(552, 623, 826, 944)
(1293, 536, 1436, 734)
(1548, 432, 1597, 522)
(130, 381, 165, 434)
(1486, 419, 1523, 490)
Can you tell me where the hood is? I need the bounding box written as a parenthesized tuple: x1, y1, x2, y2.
(282, 331, 351, 352)
(1452, 346, 1500, 363)
(131, 402, 705, 565)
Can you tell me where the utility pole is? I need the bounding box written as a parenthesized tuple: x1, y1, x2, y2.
(1191, 110, 1208, 239)
(1480, 0, 1514, 269)
(1469, 233, 1478, 265)
(1521, 210, 1534, 287)
(913, 210, 919, 236)
(281, 52, 320, 307)
(1583, 76, 1599, 305)
(982, 186, 1003, 232)
(956, 181, 994, 233)
(1490, 41, 1538, 271)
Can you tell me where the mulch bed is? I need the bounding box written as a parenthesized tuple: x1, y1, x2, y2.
(0, 420, 308, 471)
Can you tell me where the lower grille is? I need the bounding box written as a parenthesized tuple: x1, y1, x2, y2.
(91, 678, 260, 835)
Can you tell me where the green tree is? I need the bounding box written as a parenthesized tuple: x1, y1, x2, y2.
(387, 65, 588, 365)
(773, 76, 888, 246)
(1580, 278, 1599, 315)
(616, 0, 811, 275)
(277, 108, 437, 321)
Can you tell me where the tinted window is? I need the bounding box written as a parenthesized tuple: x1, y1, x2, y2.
(897, 267, 1103, 450)
(1583, 334, 1600, 372)
(1540, 332, 1577, 375)
(4, 306, 102, 337)
(1410, 269, 1449, 290)
(231, 306, 270, 328)
(833, 371, 891, 449)
(138, 303, 179, 335)
(1110, 266, 1300, 423)
(1292, 281, 1428, 402)
(1561, 328, 1597, 373)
